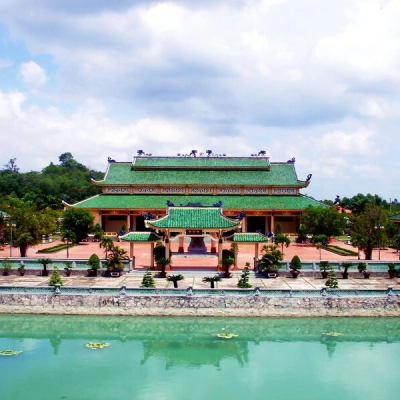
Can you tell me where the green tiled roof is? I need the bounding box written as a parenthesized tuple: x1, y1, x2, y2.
(146, 207, 240, 229)
(226, 233, 269, 243)
(119, 232, 161, 242)
(72, 194, 325, 210)
(389, 213, 400, 221)
(133, 156, 270, 169)
(98, 162, 305, 186)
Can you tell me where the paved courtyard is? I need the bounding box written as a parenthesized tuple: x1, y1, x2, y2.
(1, 238, 399, 290)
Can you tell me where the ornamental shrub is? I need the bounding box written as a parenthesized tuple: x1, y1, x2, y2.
(141, 269, 155, 288)
(325, 269, 338, 289)
(237, 267, 252, 288)
(48, 266, 64, 286)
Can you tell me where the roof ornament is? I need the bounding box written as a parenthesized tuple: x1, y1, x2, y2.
(141, 212, 154, 220)
(258, 150, 266, 156)
(190, 150, 197, 157)
(306, 174, 312, 181)
(206, 150, 212, 156)
(107, 157, 116, 163)
(287, 157, 295, 163)
(136, 150, 152, 156)
(166, 200, 175, 207)
(237, 211, 246, 220)
(334, 195, 340, 205)
(213, 200, 223, 207)
(89, 171, 96, 180)
(61, 193, 67, 201)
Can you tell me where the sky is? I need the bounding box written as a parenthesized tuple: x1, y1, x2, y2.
(0, 0, 399, 202)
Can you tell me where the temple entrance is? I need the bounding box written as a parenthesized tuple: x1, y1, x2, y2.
(135, 215, 147, 231)
(247, 216, 266, 233)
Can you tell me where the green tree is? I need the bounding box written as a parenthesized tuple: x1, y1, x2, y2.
(61, 208, 94, 243)
(300, 205, 347, 237)
(105, 244, 129, 272)
(311, 234, 329, 260)
(274, 234, 291, 254)
(350, 204, 387, 260)
(325, 269, 338, 289)
(340, 193, 388, 214)
(3, 197, 57, 257)
(100, 236, 114, 259)
(258, 244, 283, 272)
(61, 230, 76, 258)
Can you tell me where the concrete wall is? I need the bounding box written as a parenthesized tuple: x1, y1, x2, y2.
(0, 293, 399, 317)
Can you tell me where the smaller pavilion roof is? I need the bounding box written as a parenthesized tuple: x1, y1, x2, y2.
(145, 207, 240, 231)
(119, 232, 161, 242)
(389, 213, 400, 221)
(225, 233, 269, 243)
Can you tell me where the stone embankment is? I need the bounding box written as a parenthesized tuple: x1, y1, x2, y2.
(1, 292, 399, 317)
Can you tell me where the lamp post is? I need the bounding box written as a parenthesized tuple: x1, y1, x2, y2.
(9, 221, 15, 257)
(375, 222, 383, 261)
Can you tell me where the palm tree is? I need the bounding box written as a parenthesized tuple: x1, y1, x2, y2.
(61, 230, 76, 259)
(100, 236, 114, 259)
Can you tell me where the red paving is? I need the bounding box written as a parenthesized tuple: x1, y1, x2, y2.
(5, 238, 399, 270)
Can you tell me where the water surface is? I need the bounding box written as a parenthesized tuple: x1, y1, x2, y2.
(0, 315, 399, 400)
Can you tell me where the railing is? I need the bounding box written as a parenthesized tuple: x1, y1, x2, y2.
(0, 285, 398, 297)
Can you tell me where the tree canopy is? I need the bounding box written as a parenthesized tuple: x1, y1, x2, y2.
(60, 208, 94, 243)
(0, 154, 104, 209)
(300, 205, 347, 238)
(1, 197, 57, 257)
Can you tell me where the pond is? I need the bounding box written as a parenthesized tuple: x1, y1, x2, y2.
(0, 315, 399, 400)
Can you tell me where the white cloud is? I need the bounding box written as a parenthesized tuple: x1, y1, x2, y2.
(20, 61, 47, 87)
(319, 128, 377, 155)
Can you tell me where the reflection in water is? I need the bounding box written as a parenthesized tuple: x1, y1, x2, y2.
(0, 315, 400, 400)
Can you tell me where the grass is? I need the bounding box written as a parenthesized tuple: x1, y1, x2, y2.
(323, 245, 358, 256)
(37, 243, 77, 254)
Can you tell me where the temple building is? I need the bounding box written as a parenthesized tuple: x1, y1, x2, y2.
(66, 151, 323, 236)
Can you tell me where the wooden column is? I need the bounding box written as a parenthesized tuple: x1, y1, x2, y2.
(130, 242, 134, 270)
(254, 243, 259, 259)
(232, 243, 239, 270)
(178, 236, 184, 253)
(217, 236, 223, 270)
(150, 242, 154, 269)
(211, 232, 217, 253)
(126, 214, 130, 231)
(270, 214, 275, 233)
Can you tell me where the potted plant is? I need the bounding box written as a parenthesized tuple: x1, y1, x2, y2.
(154, 241, 166, 270)
(357, 262, 370, 279)
(166, 274, 184, 288)
(105, 244, 129, 277)
(257, 244, 283, 277)
(202, 275, 222, 288)
(140, 268, 156, 288)
(38, 258, 52, 277)
(2, 258, 12, 276)
(340, 262, 353, 279)
(157, 257, 171, 278)
(319, 261, 331, 279)
(64, 261, 73, 276)
(18, 261, 25, 276)
(86, 253, 101, 277)
(388, 263, 397, 279)
(221, 256, 234, 278)
(289, 255, 302, 278)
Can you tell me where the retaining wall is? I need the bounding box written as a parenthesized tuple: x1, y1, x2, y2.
(1, 291, 399, 317)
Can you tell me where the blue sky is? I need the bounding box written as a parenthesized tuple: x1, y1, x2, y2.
(0, 0, 399, 202)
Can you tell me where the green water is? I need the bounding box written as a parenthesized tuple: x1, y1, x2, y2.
(0, 315, 399, 400)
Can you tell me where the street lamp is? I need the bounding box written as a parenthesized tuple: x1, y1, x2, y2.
(9, 221, 16, 257)
(375, 222, 384, 261)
